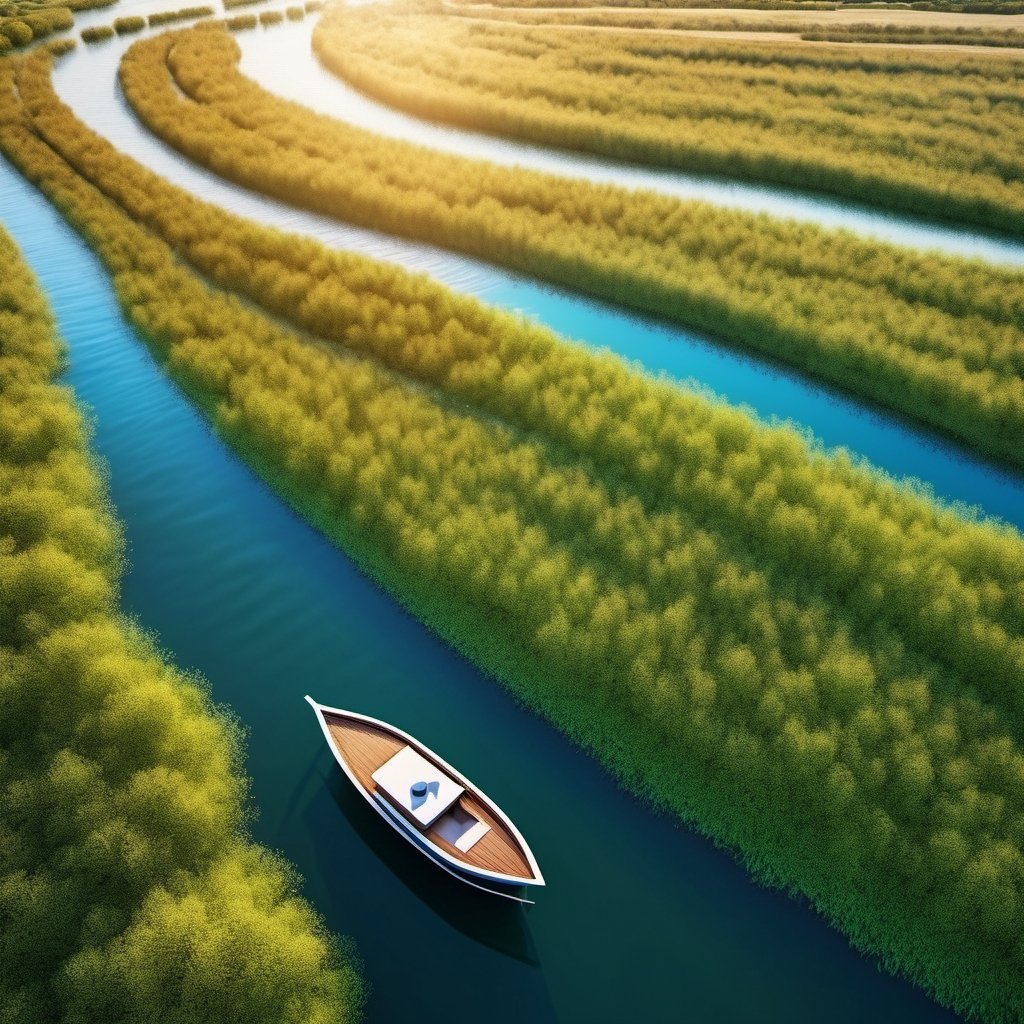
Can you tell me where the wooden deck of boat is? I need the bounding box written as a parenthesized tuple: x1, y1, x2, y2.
(325, 714, 535, 881)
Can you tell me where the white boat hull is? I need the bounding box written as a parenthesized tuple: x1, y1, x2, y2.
(305, 696, 544, 903)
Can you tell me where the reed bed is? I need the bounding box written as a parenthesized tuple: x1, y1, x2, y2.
(113, 14, 146, 33)
(116, 25, 1024, 470)
(464, 5, 1024, 46)
(148, 5, 216, 27)
(803, 23, 1024, 44)
(80, 22, 113, 40)
(332, 7, 1024, 235)
(0, 218, 362, 1023)
(3, 43, 1024, 1022)
(0, 2, 73, 50)
(480, 0, 1024, 11)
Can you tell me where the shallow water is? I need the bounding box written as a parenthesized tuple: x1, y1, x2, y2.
(50, 34, 1024, 530)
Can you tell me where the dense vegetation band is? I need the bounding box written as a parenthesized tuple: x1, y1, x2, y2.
(0, 218, 363, 1021)
(455, 5, 1024, 48)
(114, 23, 1024, 471)
(3, 41, 1024, 1020)
(333, 7, 1024, 234)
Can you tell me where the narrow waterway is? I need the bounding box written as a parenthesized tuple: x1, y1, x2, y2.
(51, 33, 1024, 530)
(0, 154, 967, 1023)
(248, 19, 1024, 267)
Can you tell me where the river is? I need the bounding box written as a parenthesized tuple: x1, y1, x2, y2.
(4, 15, 1020, 1022)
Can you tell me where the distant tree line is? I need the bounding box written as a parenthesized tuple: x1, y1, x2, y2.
(3, 43, 1024, 1022)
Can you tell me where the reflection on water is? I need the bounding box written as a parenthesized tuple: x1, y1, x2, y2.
(317, 764, 542, 968)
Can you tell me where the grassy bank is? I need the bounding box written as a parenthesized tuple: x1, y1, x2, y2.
(116, 26, 1024, 471)
(0, 220, 363, 1021)
(4, 44, 1024, 1020)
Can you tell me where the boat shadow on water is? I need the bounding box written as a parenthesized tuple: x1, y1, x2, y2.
(306, 751, 543, 968)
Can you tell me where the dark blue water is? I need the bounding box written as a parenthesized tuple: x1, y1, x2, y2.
(0, 151, 970, 1021)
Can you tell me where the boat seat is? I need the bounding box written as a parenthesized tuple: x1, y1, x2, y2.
(433, 804, 491, 852)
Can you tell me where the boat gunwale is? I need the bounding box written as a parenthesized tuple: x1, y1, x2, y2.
(305, 695, 545, 889)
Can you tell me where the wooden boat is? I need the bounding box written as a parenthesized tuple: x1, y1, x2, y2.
(305, 696, 545, 904)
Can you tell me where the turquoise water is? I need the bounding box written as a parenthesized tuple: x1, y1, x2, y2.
(0, 146, 968, 1021)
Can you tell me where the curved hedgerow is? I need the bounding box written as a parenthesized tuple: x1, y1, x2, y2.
(447, 4, 1024, 48)
(327, 6, 1024, 233)
(0, 217, 362, 1019)
(118, 26, 1024, 472)
(3, 46, 1024, 1021)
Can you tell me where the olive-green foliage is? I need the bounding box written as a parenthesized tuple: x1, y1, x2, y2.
(0, 216, 363, 1020)
(286, 4, 304, 19)
(80, 22, 113, 40)
(46, 33, 74, 52)
(226, 12, 256, 28)
(0, 0, 108, 46)
(118, 25, 1024, 471)
(495, 0, 841, 9)
(337, 8, 1024, 235)
(223, 0, 270, 9)
(259, 8, 283, 24)
(487, 0, 1024, 11)
(149, 6, 216, 27)
(1, 17, 32, 44)
(802, 22, 1024, 43)
(5, 44, 1024, 1022)
(113, 14, 146, 33)
(464, 4, 1024, 46)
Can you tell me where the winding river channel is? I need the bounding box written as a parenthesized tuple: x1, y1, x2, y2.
(5, 15, 1023, 1020)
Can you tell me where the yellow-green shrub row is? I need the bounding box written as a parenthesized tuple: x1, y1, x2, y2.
(81, 23, 113, 41)
(0, 1, 73, 50)
(4, 45, 1024, 1021)
(459, 5, 1024, 48)
(0, 220, 362, 1020)
(801, 24, 1024, 46)
(113, 15, 146, 34)
(148, 6, 216, 28)
(334, 7, 1024, 234)
(481, 0, 1024, 12)
(119, 25, 1024, 471)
